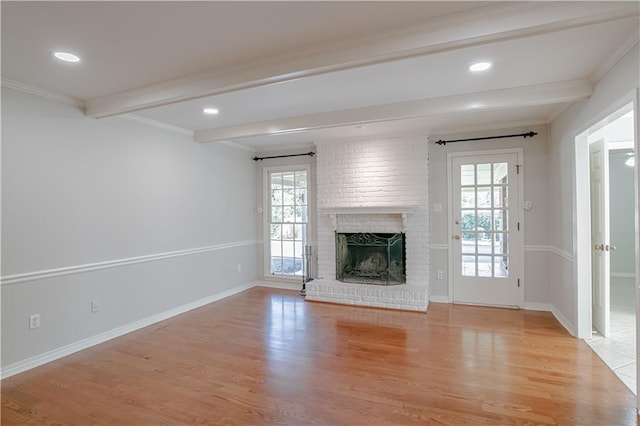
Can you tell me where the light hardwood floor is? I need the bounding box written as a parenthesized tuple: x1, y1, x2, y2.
(2, 287, 637, 425)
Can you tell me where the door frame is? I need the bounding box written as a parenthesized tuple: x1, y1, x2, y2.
(573, 89, 639, 411)
(447, 148, 525, 307)
(575, 91, 638, 340)
(262, 164, 313, 281)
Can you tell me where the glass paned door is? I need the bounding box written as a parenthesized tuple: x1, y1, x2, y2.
(268, 169, 308, 276)
(451, 153, 522, 307)
(460, 162, 509, 278)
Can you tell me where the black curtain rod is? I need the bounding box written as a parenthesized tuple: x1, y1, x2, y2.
(435, 131, 537, 146)
(253, 151, 315, 161)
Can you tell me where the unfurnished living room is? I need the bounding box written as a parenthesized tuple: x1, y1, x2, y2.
(1, 2, 639, 425)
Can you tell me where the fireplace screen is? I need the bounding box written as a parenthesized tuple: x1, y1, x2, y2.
(336, 232, 406, 285)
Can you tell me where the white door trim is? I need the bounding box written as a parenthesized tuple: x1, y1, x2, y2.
(447, 148, 525, 307)
(573, 88, 639, 413)
(574, 91, 638, 339)
(262, 164, 312, 280)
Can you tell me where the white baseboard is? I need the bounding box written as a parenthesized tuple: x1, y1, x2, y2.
(0, 282, 254, 380)
(428, 298, 554, 309)
(429, 295, 451, 304)
(0, 281, 585, 380)
(550, 305, 577, 336)
(522, 302, 552, 311)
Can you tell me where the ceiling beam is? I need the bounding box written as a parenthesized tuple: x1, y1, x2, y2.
(85, 2, 636, 118)
(194, 79, 592, 143)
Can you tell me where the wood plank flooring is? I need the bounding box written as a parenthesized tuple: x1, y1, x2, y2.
(2, 287, 637, 425)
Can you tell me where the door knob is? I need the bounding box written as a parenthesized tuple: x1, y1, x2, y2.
(605, 244, 617, 251)
(455, 220, 460, 225)
(594, 244, 604, 251)
(454, 235, 460, 240)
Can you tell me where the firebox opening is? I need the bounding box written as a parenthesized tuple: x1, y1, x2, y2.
(336, 232, 406, 285)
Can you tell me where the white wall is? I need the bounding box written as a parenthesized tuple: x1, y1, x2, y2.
(1, 88, 258, 373)
(428, 125, 550, 306)
(548, 42, 639, 333)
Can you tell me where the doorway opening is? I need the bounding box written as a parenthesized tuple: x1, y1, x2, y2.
(577, 101, 637, 394)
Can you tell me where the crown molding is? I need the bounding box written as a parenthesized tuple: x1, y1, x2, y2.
(590, 34, 640, 84)
(194, 79, 591, 143)
(2, 78, 84, 108)
(122, 114, 193, 136)
(112, 114, 256, 153)
(216, 140, 256, 153)
(84, 2, 636, 119)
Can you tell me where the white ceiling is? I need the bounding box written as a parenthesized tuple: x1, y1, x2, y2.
(2, 1, 639, 151)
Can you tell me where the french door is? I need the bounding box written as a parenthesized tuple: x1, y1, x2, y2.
(450, 151, 523, 307)
(265, 167, 309, 277)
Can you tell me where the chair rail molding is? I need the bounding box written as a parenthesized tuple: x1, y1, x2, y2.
(1, 240, 260, 286)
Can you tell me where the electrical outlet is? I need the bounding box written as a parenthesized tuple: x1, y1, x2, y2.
(29, 314, 40, 330)
(436, 271, 444, 280)
(91, 300, 99, 313)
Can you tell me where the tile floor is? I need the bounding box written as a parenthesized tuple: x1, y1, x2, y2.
(586, 276, 636, 394)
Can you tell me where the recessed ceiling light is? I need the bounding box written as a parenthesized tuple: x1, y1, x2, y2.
(53, 51, 80, 63)
(469, 62, 492, 72)
(203, 108, 219, 115)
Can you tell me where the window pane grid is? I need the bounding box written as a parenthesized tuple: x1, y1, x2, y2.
(460, 162, 509, 278)
(269, 170, 308, 276)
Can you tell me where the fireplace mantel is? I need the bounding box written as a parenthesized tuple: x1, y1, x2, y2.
(320, 205, 417, 231)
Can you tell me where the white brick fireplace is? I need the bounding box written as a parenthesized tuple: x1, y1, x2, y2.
(306, 137, 430, 311)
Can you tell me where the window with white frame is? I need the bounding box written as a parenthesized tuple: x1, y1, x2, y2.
(267, 168, 308, 276)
